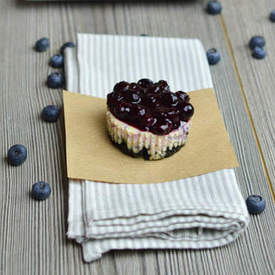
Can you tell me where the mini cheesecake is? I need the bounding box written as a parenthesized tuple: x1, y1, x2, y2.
(106, 79, 194, 160)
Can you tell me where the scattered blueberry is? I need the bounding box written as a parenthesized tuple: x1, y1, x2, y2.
(252, 46, 266, 59)
(41, 105, 60, 122)
(269, 10, 275, 22)
(49, 54, 64, 68)
(35, 37, 50, 52)
(60, 42, 75, 54)
(249, 36, 265, 50)
(246, 195, 266, 214)
(8, 144, 27, 166)
(206, 1, 222, 15)
(207, 48, 221, 65)
(32, 181, 51, 200)
(47, 72, 65, 89)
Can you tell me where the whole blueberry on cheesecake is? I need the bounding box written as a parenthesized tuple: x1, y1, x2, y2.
(106, 79, 194, 160)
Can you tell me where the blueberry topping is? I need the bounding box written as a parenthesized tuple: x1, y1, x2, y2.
(42, 105, 60, 122)
(107, 79, 194, 135)
(116, 102, 133, 121)
(129, 83, 138, 91)
(32, 181, 51, 201)
(181, 104, 194, 121)
(147, 85, 161, 94)
(162, 92, 179, 107)
(246, 195, 266, 214)
(206, 1, 222, 15)
(60, 42, 75, 54)
(47, 72, 65, 89)
(176, 91, 190, 102)
(269, 10, 275, 22)
(35, 37, 50, 52)
(207, 48, 221, 65)
(114, 81, 130, 93)
(141, 114, 157, 130)
(157, 80, 169, 91)
(49, 54, 64, 68)
(151, 117, 173, 135)
(137, 78, 153, 87)
(249, 36, 265, 50)
(128, 92, 142, 104)
(145, 93, 160, 107)
(252, 46, 266, 59)
(8, 144, 27, 166)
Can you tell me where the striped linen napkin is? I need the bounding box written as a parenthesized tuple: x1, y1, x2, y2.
(65, 34, 249, 262)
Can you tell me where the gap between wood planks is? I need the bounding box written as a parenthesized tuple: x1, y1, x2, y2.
(218, 15, 275, 203)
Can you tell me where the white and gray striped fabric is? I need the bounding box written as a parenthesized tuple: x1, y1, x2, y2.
(65, 34, 249, 263)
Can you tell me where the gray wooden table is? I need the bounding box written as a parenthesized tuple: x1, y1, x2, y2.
(0, 0, 274, 274)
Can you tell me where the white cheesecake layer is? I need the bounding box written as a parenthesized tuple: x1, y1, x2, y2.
(106, 110, 191, 160)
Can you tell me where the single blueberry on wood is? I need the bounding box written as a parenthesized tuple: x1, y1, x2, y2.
(252, 46, 266, 59)
(49, 54, 64, 68)
(249, 36, 265, 50)
(60, 42, 75, 54)
(47, 72, 65, 89)
(35, 37, 50, 52)
(32, 181, 51, 200)
(206, 1, 222, 15)
(246, 195, 266, 214)
(8, 144, 27, 166)
(207, 48, 221, 65)
(269, 10, 275, 22)
(41, 105, 60, 122)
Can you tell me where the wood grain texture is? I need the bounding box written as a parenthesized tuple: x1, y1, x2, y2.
(221, 0, 275, 195)
(0, 1, 274, 274)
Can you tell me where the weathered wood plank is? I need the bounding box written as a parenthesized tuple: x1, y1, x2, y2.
(221, 0, 275, 196)
(0, 1, 274, 274)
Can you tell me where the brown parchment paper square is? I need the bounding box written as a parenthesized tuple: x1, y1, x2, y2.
(63, 88, 239, 184)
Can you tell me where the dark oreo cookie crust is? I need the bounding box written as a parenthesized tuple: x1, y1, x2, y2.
(111, 139, 184, 160)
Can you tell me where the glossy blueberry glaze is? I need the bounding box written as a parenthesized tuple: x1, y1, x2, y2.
(107, 79, 194, 135)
